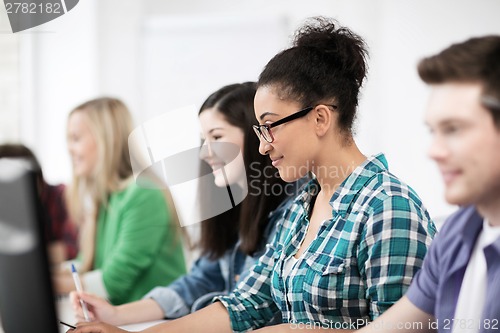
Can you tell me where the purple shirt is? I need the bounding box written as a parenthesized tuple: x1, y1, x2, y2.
(406, 206, 500, 333)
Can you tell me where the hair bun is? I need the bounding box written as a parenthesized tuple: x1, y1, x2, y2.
(293, 17, 368, 88)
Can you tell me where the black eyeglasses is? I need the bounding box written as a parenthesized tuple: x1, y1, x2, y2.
(253, 104, 337, 143)
(481, 95, 500, 111)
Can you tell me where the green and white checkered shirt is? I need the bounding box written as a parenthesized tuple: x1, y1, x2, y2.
(216, 154, 436, 332)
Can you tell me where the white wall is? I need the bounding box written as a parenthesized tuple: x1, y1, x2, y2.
(18, 0, 99, 183)
(0, 11, 19, 142)
(12, 0, 500, 223)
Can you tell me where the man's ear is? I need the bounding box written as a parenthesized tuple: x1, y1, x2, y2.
(313, 105, 334, 137)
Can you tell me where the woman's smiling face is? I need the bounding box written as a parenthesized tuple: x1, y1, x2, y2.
(254, 86, 318, 182)
(199, 107, 246, 188)
(67, 111, 98, 178)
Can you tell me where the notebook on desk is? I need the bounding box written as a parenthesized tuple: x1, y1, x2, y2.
(0, 158, 59, 333)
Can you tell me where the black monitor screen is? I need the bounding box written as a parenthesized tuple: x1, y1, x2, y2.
(0, 159, 59, 333)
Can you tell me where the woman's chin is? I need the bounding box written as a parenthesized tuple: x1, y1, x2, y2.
(214, 177, 226, 187)
(273, 165, 299, 182)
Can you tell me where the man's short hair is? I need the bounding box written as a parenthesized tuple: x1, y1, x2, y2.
(418, 35, 500, 127)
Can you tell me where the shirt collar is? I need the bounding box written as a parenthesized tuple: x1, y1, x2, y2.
(446, 206, 485, 276)
(291, 174, 320, 217)
(329, 153, 389, 218)
(292, 153, 389, 219)
(458, 207, 486, 248)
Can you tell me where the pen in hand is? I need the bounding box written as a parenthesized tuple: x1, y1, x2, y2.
(60, 320, 77, 330)
(71, 263, 91, 322)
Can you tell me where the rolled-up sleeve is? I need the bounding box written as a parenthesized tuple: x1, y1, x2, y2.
(144, 255, 226, 318)
(358, 194, 436, 319)
(144, 286, 190, 319)
(405, 226, 443, 316)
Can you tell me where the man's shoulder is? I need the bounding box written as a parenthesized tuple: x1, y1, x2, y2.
(439, 206, 479, 235)
(428, 206, 481, 257)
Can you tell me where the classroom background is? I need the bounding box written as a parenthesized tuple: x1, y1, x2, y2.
(1, 0, 500, 227)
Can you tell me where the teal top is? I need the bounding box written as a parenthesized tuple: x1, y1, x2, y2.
(94, 181, 186, 304)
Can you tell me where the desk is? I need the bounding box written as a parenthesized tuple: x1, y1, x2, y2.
(0, 296, 166, 333)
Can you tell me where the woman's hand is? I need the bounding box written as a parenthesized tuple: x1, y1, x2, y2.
(70, 291, 121, 325)
(53, 269, 76, 294)
(66, 321, 129, 333)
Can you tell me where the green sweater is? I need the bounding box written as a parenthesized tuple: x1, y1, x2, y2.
(94, 181, 186, 304)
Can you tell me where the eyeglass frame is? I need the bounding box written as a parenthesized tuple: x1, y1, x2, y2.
(481, 95, 500, 112)
(253, 104, 337, 143)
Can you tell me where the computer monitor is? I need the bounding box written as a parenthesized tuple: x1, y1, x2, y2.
(0, 158, 59, 333)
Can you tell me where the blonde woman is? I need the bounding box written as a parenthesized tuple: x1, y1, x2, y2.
(53, 97, 186, 305)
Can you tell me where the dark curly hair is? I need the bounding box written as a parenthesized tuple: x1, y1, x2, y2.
(258, 17, 369, 136)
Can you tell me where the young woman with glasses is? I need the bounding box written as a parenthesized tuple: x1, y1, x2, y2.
(69, 17, 436, 333)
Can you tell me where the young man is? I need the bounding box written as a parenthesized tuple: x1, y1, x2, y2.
(400, 35, 500, 333)
(348, 34, 500, 333)
(252, 36, 500, 333)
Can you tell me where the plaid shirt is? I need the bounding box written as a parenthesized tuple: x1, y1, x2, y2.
(216, 154, 436, 332)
